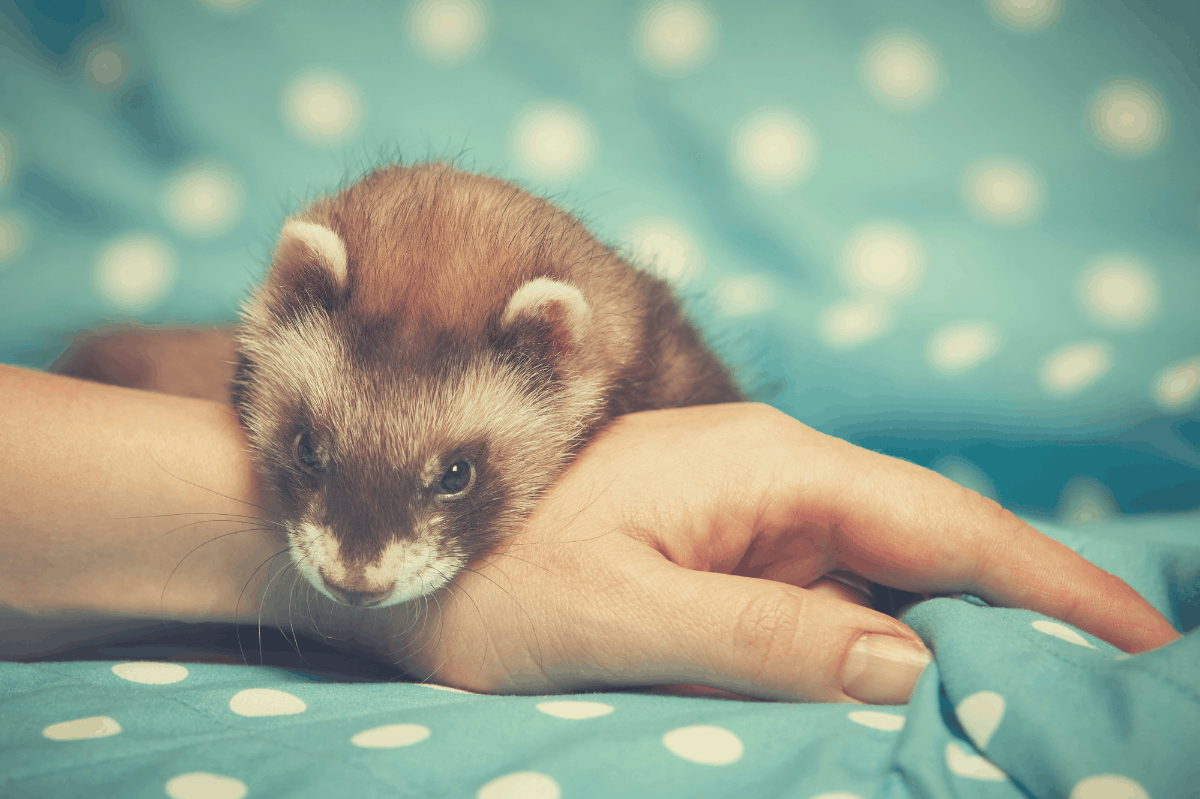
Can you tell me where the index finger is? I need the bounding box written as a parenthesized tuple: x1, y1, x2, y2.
(820, 442, 1181, 654)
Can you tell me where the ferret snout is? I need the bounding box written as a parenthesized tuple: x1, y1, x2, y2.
(317, 571, 394, 607)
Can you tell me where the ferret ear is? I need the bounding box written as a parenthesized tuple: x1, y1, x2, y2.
(499, 278, 592, 361)
(265, 219, 349, 313)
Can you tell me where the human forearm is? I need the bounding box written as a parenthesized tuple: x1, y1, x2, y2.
(0, 365, 282, 626)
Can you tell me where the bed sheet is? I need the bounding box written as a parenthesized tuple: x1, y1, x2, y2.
(3, 514, 1196, 799)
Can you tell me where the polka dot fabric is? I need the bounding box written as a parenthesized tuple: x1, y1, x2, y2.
(3, 516, 1196, 798)
(0, 0, 1196, 518)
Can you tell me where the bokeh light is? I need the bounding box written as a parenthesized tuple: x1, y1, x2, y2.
(282, 72, 363, 144)
(82, 40, 129, 92)
(818, 299, 892, 348)
(862, 32, 942, 111)
(407, 0, 489, 64)
(1039, 340, 1111, 396)
(933, 455, 998, 500)
(1152, 358, 1200, 411)
(927, 321, 1001, 373)
(509, 104, 595, 181)
(163, 163, 244, 238)
(841, 222, 925, 297)
(963, 158, 1044, 225)
(716, 274, 771, 316)
(988, 0, 1062, 31)
(633, 0, 717, 76)
(1078, 253, 1157, 329)
(0, 213, 27, 266)
(1057, 475, 1118, 525)
(625, 217, 703, 285)
(730, 108, 818, 190)
(1089, 78, 1168, 155)
(95, 235, 178, 310)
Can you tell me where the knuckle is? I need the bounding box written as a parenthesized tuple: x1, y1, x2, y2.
(729, 589, 805, 679)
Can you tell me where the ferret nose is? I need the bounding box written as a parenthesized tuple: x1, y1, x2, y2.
(319, 574, 392, 607)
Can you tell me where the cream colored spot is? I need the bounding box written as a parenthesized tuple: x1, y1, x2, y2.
(477, 771, 561, 799)
(1078, 254, 1157, 329)
(626, 216, 703, 284)
(662, 724, 743, 765)
(510, 104, 595, 181)
(165, 163, 244, 238)
(963, 158, 1044, 225)
(862, 32, 942, 110)
(1039, 341, 1111, 396)
(94, 234, 178, 310)
(634, 0, 717, 76)
(43, 716, 122, 741)
(165, 772, 248, 799)
(112, 662, 189, 684)
(408, 0, 489, 64)
(927, 321, 1001, 373)
(1032, 620, 1096, 648)
(818, 299, 892, 349)
(715, 274, 771, 316)
(847, 710, 905, 731)
(1152, 358, 1200, 411)
(988, 0, 1062, 30)
(1058, 475, 1117, 526)
(731, 108, 818, 190)
(282, 71, 363, 144)
(228, 688, 307, 716)
(535, 700, 615, 719)
(351, 723, 431, 748)
(842, 222, 925, 297)
(1089, 79, 1168, 155)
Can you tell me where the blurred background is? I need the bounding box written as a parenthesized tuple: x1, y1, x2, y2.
(0, 0, 1197, 521)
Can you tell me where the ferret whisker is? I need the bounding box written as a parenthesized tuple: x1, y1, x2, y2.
(159, 527, 279, 616)
(148, 518, 283, 545)
(234, 547, 291, 668)
(145, 451, 281, 519)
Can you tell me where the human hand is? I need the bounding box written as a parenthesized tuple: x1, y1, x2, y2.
(274, 403, 1181, 703)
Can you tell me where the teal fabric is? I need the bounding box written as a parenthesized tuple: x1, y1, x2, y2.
(3, 515, 1197, 799)
(1, 0, 1198, 515)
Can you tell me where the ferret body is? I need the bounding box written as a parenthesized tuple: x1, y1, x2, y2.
(56, 163, 744, 608)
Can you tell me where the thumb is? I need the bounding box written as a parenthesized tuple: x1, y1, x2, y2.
(617, 562, 933, 704)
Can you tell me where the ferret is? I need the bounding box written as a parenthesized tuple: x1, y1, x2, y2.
(54, 162, 745, 609)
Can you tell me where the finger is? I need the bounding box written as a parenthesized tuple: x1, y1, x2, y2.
(614, 557, 933, 704)
(804, 572, 873, 609)
(822, 446, 1181, 653)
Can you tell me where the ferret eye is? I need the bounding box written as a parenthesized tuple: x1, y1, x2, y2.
(435, 460, 473, 495)
(294, 431, 326, 475)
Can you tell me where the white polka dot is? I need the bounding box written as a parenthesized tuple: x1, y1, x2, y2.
(1078, 254, 1157, 329)
(946, 741, 1007, 781)
(0, 128, 18, 187)
(282, 71, 363, 144)
(625, 217, 703, 284)
(165, 772, 248, 799)
(407, 0, 489, 64)
(988, 0, 1062, 30)
(847, 710, 905, 731)
(164, 163, 244, 238)
(818, 299, 892, 348)
(415, 682, 477, 694)
(730, 108, 818, 190)
(228, 688, 308, 716)
(1070, 774, 1149, 799)
(477, 771, 561, 799)
(351, 723, 431, 748)
(956, 691, 1005, 748)
(509, 104, 595, 181)
(1058, 475, 1118, 526)
(662, 724, 743, 766)
(715, 274, 771, 316)
(1032, 620, 1096, 648)
(633, 0, 716, 76)
(535, 700, 615, 719)
(862, 32, 942, 111)
(934, 456, 998, 500)
(43, 716, 122, 741)
(83, 40, 129, 92)
(1039, 341, 1111, 397)
(927, 321, 1001, 373)
(112, 662, 189, 685)
(1089, 79, 1168, 155)
(94, 234, 177, 311)
(1152, 357, 1200, 411)
(0, 213, 27, 265)
(842, 222, 925, 297)
(1112, 652, 1133, 661)
(963, 158, 1044, 225)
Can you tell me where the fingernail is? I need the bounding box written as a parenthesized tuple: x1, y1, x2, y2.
(842, 634, 932, 704)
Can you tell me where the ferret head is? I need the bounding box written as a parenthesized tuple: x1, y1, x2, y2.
(233, 167, 609, 608)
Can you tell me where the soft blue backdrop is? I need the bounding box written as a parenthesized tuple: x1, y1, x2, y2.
(1, 0, 1197, 516)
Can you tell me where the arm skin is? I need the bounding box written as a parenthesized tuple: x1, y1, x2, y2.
(0, 365, 1181, 702)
